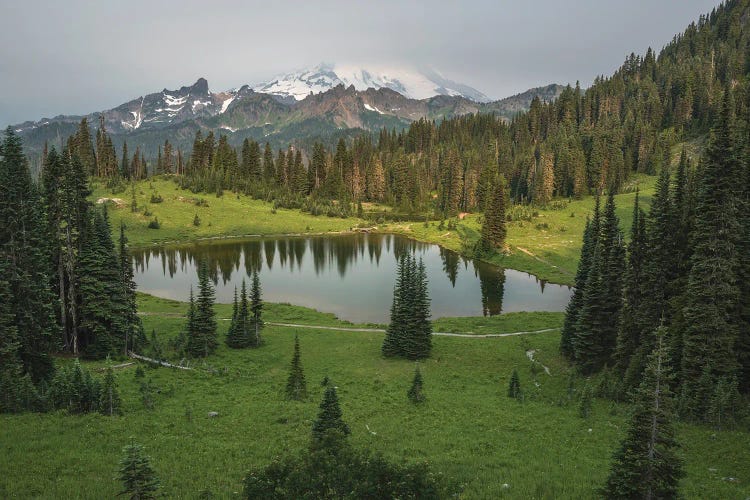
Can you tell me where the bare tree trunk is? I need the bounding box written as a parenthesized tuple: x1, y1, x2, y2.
(64, 222, 79, 355)
(58, 251, 68, 350)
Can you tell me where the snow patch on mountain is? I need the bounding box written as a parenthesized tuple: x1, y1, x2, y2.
(363, 103, 384, 114)
(253, 63, 491, 103)
(220, 95, 235, 113)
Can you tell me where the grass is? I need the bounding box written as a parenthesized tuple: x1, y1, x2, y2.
(381, 174, 656, 286)
(91, 177, 360, 247)
(1, 294, 748, 499)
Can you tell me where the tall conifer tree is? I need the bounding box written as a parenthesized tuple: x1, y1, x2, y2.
(603, 328, 683, 499)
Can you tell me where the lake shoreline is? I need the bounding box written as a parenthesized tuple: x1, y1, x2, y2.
(127, 226, 575, 287)
(131, 233, 573, 323)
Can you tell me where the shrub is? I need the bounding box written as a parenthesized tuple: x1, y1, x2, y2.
(149, 193, 163, 204)
(147, 217, 160, 229)
(407, 366, 426, 404)
(47, 360, 101, 414)
(508, 369, 522, 400)
(193, 214, 201, 227)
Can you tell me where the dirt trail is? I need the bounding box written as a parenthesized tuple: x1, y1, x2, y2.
(137, 312, 559, 338)
(513, 246, 574, 278)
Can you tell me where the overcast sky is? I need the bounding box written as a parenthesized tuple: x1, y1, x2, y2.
(0, 0, 721, 126)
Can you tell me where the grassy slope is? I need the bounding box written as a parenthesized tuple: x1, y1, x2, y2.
(91, 177, 359, 247)
(1, 295, 748, 499)
(381, 174, 655, 286)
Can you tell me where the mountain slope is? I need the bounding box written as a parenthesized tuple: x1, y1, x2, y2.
(253, 63, 492, 103)
(13, 75, 562, 158)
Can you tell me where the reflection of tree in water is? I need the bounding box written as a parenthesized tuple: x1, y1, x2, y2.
(367, 234, 383, 265)
(311, 237, 327, 275)
(132, 234, 467, 292)
(243, 240, 262, 276)
(439, 247, 460, 287)
(277, 239, 288, 268)
(473, 261, 506, 316)
(292, 238, 306, 271)
(392, 236, 426, 263)
(264, 240, 275, 270)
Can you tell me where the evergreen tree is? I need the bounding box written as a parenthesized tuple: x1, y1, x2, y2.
(507, 369, 522, 400)
(639, 166, 677, 346)
(407, 366, 426, 403)
(560, 197, 600, 359)
(225, 286, 242, 348)
(262, 142, 275, 185)
(680, 92, 742, 419)
(69, 118, 96, 176)
(181, 287, 196, 356)
(602, 328, 683, 499)
(573, 192, 624, 374)
(249, 270, 263, 347)
(0, 255, 28, 413)
(185, 261, 217, 357)
(614, 191, 648, 392)
(118, 441, 160, 499)
(99, 365, 122, 416)
(285, 335, 307, 400)
(119, 223, 142, 354)
(406, 258, 432, 360)
(121, 141, 130, 179)
(382, 254, 432, 359)
(0, 127, 57, 382)
(382, 254, 409, 358)
(478, 175, 507, 252)
(311, 385, 350, 448)
(77, 206, 130, 357)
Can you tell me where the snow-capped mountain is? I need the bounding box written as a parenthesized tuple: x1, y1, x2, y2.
(253, 63, 492, 103)
(13, 71, 562, 158)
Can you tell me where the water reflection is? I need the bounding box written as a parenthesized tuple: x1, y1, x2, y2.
(132, 234, 572, 323)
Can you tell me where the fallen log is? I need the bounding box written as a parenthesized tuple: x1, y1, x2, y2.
(127, 351, 193, 370)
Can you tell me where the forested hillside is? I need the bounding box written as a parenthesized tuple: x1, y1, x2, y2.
(60, 1, 750, 224)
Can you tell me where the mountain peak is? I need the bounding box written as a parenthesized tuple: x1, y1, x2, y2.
(253, 63, 492, 103)
(185, 77, 209, 95)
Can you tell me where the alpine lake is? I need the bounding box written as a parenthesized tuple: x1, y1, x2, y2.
(132, 233, 572, 324)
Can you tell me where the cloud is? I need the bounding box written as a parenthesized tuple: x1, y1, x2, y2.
(0, 0, 720, 126)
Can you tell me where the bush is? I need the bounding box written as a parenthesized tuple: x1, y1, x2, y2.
(149, 193, 163, 204)
(193, 214, 201, 227)
(147, 217, 160, 229)
(47, 360, 101, 414)
(243, 444, 447, 499)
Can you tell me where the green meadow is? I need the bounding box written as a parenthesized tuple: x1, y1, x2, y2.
(1, 295, 748, 499)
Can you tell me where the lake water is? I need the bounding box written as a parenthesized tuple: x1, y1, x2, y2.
(132, 234, 572, 324)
